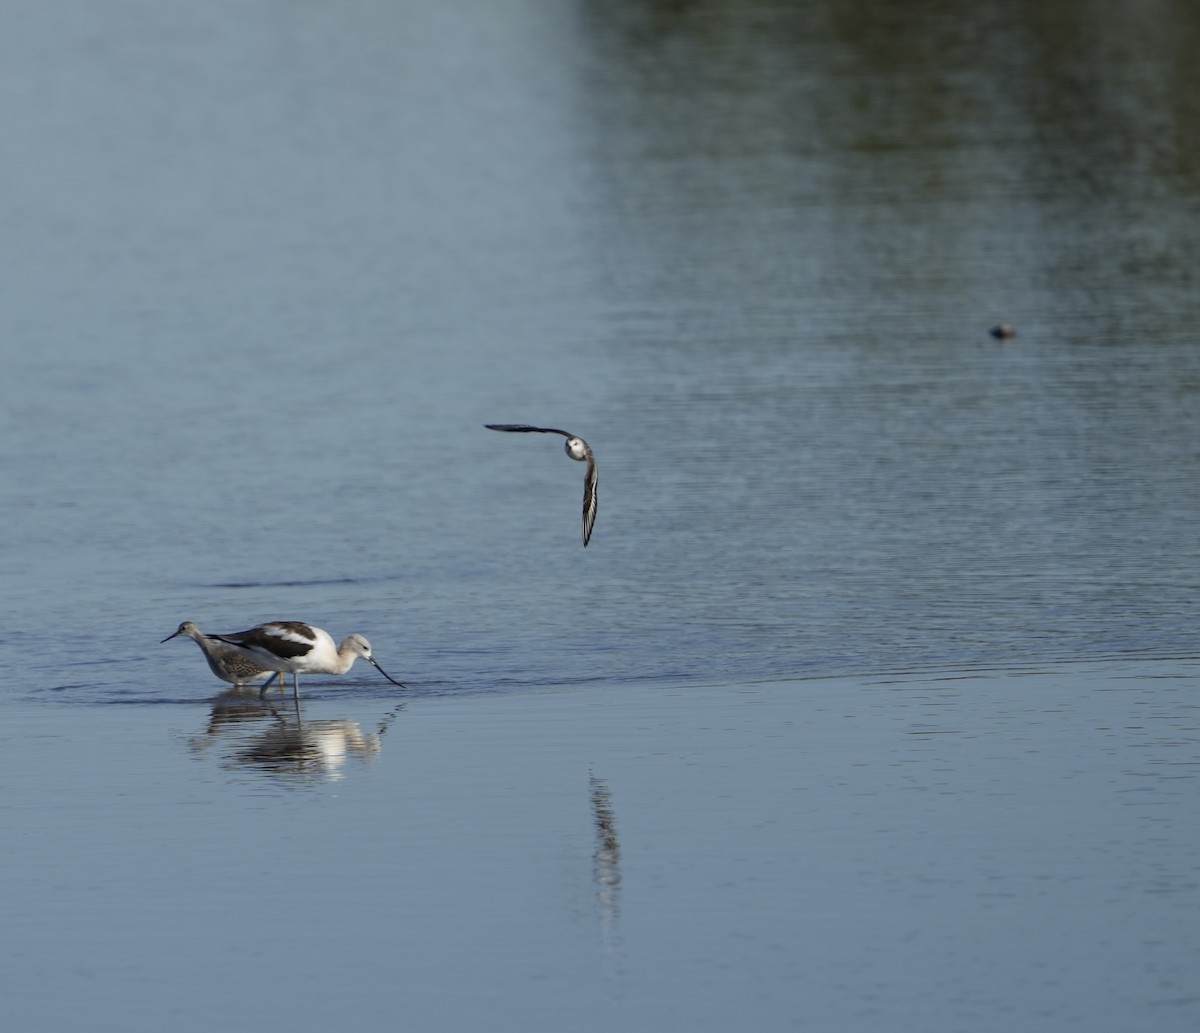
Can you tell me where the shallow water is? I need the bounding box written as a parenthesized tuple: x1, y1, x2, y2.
(6, 663, 1200, 1031)
(2, 1, 1200, 1030)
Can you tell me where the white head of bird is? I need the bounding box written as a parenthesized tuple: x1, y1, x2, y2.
(339, 633, 376, 666)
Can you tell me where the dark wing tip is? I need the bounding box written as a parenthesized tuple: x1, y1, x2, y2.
(485, 423, 571, 436)
(581, 461, 598, 547)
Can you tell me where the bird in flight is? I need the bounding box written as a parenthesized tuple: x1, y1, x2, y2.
(485, 424, 598, 547)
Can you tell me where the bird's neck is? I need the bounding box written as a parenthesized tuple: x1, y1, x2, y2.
(334, 645, 358, 674)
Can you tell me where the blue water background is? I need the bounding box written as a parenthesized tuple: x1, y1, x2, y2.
(1, 2, 1198, 1030)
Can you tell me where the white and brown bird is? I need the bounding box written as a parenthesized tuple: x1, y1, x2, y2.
(485, 423, 598, 546)
(204, 621, 406, 699)
(161, 620, 284, 691)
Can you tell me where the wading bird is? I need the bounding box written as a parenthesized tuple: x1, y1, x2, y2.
(161, 620, 283, 691)
(206, 621, 406, 699)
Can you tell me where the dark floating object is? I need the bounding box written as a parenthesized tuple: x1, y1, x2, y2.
(989, 323, 1018, 340)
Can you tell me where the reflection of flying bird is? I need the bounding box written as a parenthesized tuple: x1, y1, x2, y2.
(161, 620, 283, 691)
(206, 621, 406, 699)
(589, 772, 621, 946)
(485, 424, 598, 546)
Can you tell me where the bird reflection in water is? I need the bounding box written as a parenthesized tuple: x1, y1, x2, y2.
(590, 772, 621, 949)
(194, 687, 283, 743)
(189, 689, 404, 783)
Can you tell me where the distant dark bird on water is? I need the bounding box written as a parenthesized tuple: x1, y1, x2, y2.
(485, 423, 598, 547)
(989, 323, 1018, 340)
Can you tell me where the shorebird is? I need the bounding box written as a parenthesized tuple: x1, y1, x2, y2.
(206, 621, 406, 699)
(161, 621, 284, 691)
(485, 423, 598, 546)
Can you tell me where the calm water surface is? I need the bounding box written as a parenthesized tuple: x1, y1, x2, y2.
(1, 1, 1199, 1030)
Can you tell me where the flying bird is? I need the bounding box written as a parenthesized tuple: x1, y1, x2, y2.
(485, 423, 598, 546)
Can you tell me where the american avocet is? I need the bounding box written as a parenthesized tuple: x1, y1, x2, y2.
(485, 423, 598, 546)
(207, 621, 406, 699)
(161, 620, 284, 691)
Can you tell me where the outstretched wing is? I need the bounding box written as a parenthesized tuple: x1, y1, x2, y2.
(485, 423, 571, 438)
(582, 457, 598, 547)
